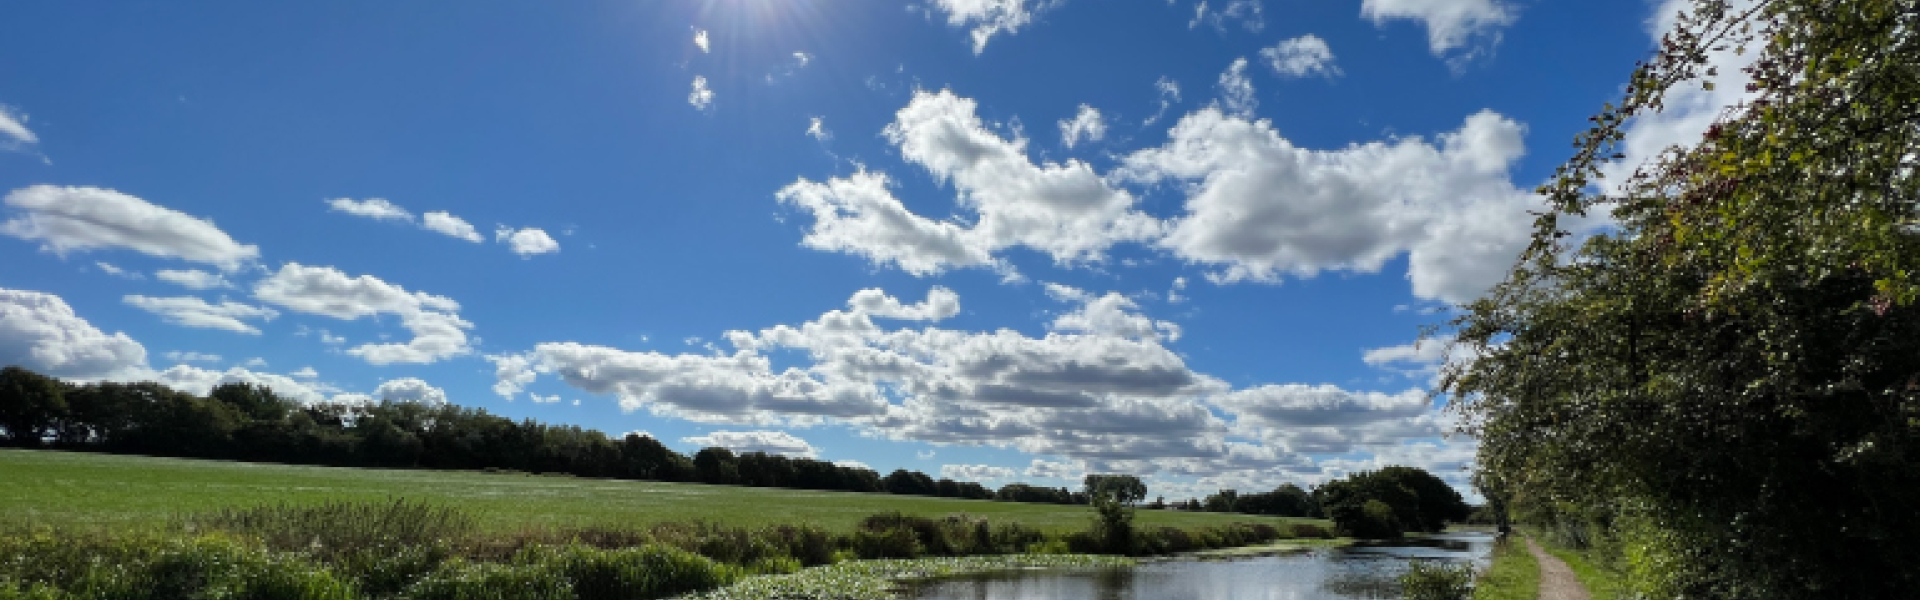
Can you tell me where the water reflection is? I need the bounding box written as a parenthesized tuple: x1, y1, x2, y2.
(909, 533, 1495, 600)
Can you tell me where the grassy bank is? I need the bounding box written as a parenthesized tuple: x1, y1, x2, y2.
(1469, 537, 1538, 600)
(0, 449, 1321, 534)
(0, 494, 1301, 600)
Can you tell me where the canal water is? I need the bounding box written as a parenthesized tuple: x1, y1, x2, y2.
(908, 532, 1496, 600)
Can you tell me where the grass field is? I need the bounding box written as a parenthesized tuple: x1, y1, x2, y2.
(0, 449, 1320, 534)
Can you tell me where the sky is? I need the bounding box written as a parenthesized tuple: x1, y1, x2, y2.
(0, 0, 1748, 501)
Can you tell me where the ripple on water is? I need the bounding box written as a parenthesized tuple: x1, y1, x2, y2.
(909, 532, 1496, 600)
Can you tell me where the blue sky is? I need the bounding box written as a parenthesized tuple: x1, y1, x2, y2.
(0, 0, 1740, 500)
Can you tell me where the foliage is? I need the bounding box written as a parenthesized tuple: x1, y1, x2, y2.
(1443, 0, 1920, 597)
(674, 554, 1131, 600)
(188, 498, 476, 560)
(1317, 467, 1466, 537)
(0, 367, 63, 447)
(1400, 561, 1474, 600)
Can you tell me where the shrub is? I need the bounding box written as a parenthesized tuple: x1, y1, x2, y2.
(404, 559, 570, 600)
(851, 527, 921, 559)
(1332, 500, 1404, 539)
(335, 543, 454, 598)
(1400, 561, 1473, 600)
(1289, 523, 1333, 539)
(517, 543, 738, 600)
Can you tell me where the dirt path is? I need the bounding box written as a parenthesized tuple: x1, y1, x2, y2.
(1525, 537, 1592, 600)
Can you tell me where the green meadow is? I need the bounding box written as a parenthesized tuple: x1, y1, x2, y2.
(0, 449, 1320, 534)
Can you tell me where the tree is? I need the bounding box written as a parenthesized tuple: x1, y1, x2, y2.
(0, 366, 66, 446)
(1443, 1, 1920, 597)
(1084, 474, 1147, 553)
(692, 447, 740, 484)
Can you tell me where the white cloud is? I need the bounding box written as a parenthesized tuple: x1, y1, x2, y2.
(834, 459, 872, 470)
(1216, 58, 1256, 117)
(1048, 291, 1181, 342)
(793, 52, 812, 67)
(941, 464, 1018, 481)
(682, 430, 819, 458)
(149, 364, 349, 406)
(254, 263, 474, 365)
(531, 393, 562, 404)
(1024, 458, 1085, 480)
(781, 90, 1161, 276)
(155, 269, 233, 290)
(1190, 0, 1264, 33)
(162, 351, 222, 364)
(0, 105, 38, 146)
(376, 377, 449, 406)
(1144, 77, 1183, 127)
(1058, 104, 1106, 149)
(95, 262, 141, 280)
(1121, 107, 1542, 303)
(124, 295, 279, 335)
(806, 117, 832, 142)
(291, 366, 319, 379)
(495, 227, 560, 257)
(2, 185, 260, 271)
(1168, 277, 1189, 303)
(422, 211, 483, 243)
(689, 76, 714, 111)
(0, 287, 148, 379)
(1260, 35, 1340, 78)
(496, 285, 1466, 485)
(243, 357, 268, 368)
(1361, 0, 1515, 63)
(693, 28, 710, 53)
(326, 198, 413, 222)
(930, 0, 1048, 54)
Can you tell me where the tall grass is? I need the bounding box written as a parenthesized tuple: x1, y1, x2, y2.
(187, 498, 475, 559)
(1471, 537, 1540, 600)
(0, 499, 1307, 600)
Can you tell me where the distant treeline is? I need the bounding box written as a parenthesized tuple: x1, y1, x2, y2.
(0, 365, 1317, 516)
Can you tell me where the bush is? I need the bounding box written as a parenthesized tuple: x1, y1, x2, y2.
(1289, 523, 1333, 539)
(1400, 561, 1473, 600)
(336, 543, 455, 598)
(1332, 500, 1403, 539)
(851, 527, 921, 559)
(517, 543, 739, 600)
(404, 559, 570, 600)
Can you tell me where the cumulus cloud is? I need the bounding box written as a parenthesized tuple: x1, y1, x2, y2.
(422, 211, 483, 243)
(376, 377, 450, 406)
(291, 366, 319, 379)
(780, 90, 1160, 276)
(155, 269, 233, 290)
(806, 117, 832, 142)
(162, 351, 223, 364)
(930, 0, 1049, 54)
(834, 459, 872, 470)
(1048, 291, 1181, 342)
(495, 227, 560, 257)
(150, 364, 350, 406)
(254, 263, 474, 365)
(1024, 458, 1086, 480)
(0, 105, 38, 147)
(0, 287, 148, 379)
(1121, 107, 1541, 303)
(2, 185, 259, 271)
(692, 28, 710, 53)
(942, 464, 1018, 481)
(1058, 104, 1106, 149)
(689, 76, 714, 111)
(1361, 0, 1515, 63)
(682, 430, 818, 458)
(124, 295, 279, 335)
(1216, 58, 1256, 117)
(1260, 35, 1340, 78)
(326, 198, 413, 222)
(495, 285, 1464, 484)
